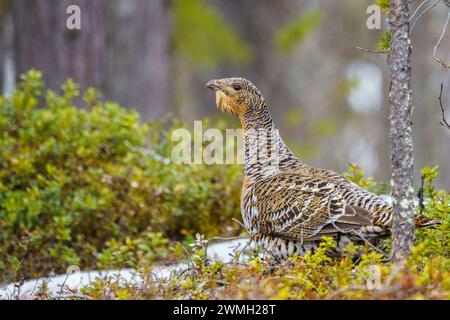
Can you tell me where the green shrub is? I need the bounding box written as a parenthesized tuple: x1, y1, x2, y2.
(414, 166, 450, 259)
(343, 163, 388, 195)
(0, 70, 242, 281)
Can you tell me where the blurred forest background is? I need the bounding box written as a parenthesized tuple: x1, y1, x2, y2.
(1, 0, 449, 188)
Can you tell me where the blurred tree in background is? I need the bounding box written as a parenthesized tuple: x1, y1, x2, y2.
(0, 0, 9, 90)
(1, 0, 449, 189)
(11, 0, 107, 94)
(104, 0, 172, 119)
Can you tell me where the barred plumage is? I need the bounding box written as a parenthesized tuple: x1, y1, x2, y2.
(206, 77, 439, 259)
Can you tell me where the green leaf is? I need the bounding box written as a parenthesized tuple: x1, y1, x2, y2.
(377, 31, 391, 52)
(375, 0, 390, 12)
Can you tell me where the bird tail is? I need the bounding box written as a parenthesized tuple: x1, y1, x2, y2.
(414, 215, 441, 228)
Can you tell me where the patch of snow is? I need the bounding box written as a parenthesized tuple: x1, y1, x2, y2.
(0, 238, 253, 300)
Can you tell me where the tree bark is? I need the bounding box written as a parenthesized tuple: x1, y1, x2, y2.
(388, 0, 415, 261)
(12, 0, 172, 119)
(104, 0, 172, 120)
(0, 0, 7, 91)
(0, 17, 4, 91)
(11, 0, 107, 91)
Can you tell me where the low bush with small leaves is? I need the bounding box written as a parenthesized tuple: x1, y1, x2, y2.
(0, 70, 242, 282)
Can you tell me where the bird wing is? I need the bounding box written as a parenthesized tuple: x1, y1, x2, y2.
(247, 172, 373, 242)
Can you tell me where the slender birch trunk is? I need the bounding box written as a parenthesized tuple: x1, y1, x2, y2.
(388, 0, 415, 261)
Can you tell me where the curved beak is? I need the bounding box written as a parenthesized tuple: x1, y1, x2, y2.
(206, 79, 222, 92)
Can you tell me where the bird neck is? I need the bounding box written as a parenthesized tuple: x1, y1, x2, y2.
(240, 101, 301, 181)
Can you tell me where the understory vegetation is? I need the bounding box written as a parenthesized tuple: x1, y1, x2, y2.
(0, 71, 242, 282)
(0, 71, 449, 299)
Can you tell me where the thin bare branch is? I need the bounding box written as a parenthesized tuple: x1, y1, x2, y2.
(438, 82, 450, 130)
(410, 0, 441, 32)
(204, 236, 250, 265)
(432, 10, 450, 69)
(326, 285, 368, 299)
(417, 174, 425, 215)
(58, 273, 71, 296)
(231, 218, 246, 230)
(50, 294, 93, 300)
(356, 46, 389, 54)
(410, 0, 433, 21)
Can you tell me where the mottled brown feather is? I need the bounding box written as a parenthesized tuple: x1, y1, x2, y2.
(208, 77, 440, 258)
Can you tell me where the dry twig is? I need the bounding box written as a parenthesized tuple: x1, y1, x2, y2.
(356, 46, 389, 54)
(50, 294, 93, 300)
(417, 174, 425, 215)
(438, 82, 450, 130)
(410, 0, 441, 32)
(410, 0, 433, 22)
(432, 10, 450, 69)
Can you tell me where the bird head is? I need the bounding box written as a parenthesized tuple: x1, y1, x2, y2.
(206, 77, 264, 116)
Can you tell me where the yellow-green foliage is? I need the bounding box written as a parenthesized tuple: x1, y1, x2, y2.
(375, 0, 390, 12)
(0, 70, 243, 281)
(343, 163, 388, 195)
(373, 0, 390, 52)
(377, 31, 391, 52)
(415, 166, 450, 258)
(172, 0, 252, 67)
(276, 10, 322, 53)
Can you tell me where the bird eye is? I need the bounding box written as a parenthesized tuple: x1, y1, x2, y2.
(232, 83, 242, 91)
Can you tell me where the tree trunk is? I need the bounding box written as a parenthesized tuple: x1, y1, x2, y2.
(104, 0, 172, 120)
(12, 0, 172, 118)
(0, 0, 7, 91)
(0, 17, 4, 91)
(388, 0, 415, 261)
(11, 0, 107, 91)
